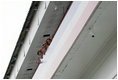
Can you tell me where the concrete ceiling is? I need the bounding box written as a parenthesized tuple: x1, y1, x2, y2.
(16, 1, 71, 79)
(52, 1, 117, 79)
(10, 1, 117, 79)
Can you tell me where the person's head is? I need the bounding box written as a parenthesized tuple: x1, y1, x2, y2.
(46, 38, 52, 45)
(37, 50, 43, 59)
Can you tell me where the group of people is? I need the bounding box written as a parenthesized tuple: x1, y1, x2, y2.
(37, 38, 52, 62)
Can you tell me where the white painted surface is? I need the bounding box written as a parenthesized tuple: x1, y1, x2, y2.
(0, 1, 31, 79)
(33, 1, 99, 79)
(92, 47, 117, 79)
